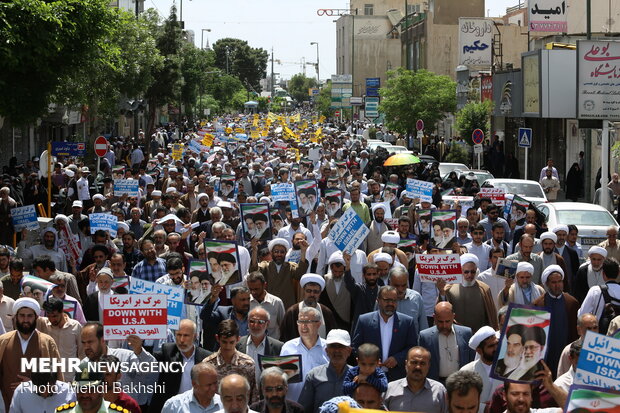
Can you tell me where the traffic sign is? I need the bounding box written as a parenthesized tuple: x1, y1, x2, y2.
(94, 136, 109, 157)
(416, 120, 424, 131)
(335, 110, 341, 117)
(473, 143, 483, 154)
(518, 128, 532, 148)
(365, 97, 380, 119)
(417, 130, 424, 139)
(472, 129, 484, 145)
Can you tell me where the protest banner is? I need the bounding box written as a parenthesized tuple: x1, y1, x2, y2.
(324, 189, 342, 217)
(62, 300, 77, 320)
(89, 213, 118, 238)
(575, 331, 620, 390)
(204, 240, 242, 286)
(21, 274, 56, 298)
(478, 187, 506, 207)
(496, 258, 518, 279)
(11, 205, 38, 231)
(219, 175, 236, 199)
(102, 294, 167, 340)
(188, 139, 207, 154)
(240, 203, 272, 242)
(415, 254, 462, 284)
(258, 354, 303, 383)
(565, 385, 620, 413)
(113, 179, 139, 197)
(417, 209, 432, 234)
(270, 183, 299, 217)
(431, 210, 457, 248)
(171, 143, 184, 160)
(112, 275, 129, 290)
(328, 207, 370, 255)
(129, 279, 184, 330)
(406, 178, 434, 202)
(492, 304, 552, 383)
(384, 218, 399, 230)
(186, 260, 213, 306)
(507, 195, 530, 224)
(294, 179, 319, 217)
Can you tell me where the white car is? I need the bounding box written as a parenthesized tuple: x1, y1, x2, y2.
(438, 163, 469, 177)
(385, 145, 412, 155)
(537, 202, 619, 247)
(481, 179, 548, 205)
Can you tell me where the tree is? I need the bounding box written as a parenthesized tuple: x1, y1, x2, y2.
(315, 83, 334, 118)
(212, 38, 268, 92)
(455, 100, 493, 144)
(206, 74, 246, 112)
(379, 68, 456, 135)
(287, 74, 317, 103)
(0, 0, 116, 125)
(180, 45, 215, 119)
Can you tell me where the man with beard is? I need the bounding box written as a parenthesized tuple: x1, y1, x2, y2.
(285, 227, 320, 266)
(445, 370, 484, 413)
(498, 262, 545, 307)
(251, 367, 303, 413)
(506, 235, 543, 285)
(155, 256, 186, 286)
(342, 187, 371, 225)
(201, 286, 251, 351)
(319, 252, 353, 330)
(280, 273, 337, 341)
(247, 272, 285, 340)
(84, 268, 116, 322)
(437, 254, 499, 333)
(236, 307, 283, 381)
(393, 192, 414, 219)
(250, 238, 309, 310)
(277, 216, 314, 246)
(367, 230, 409, 268)
(495, 325, 525, 378)
(507, 327, 546, 382)
(551, 226, 579, 290)
(18, 227, 68, 273)
(483, 223, 510, 257)
(464, 224, 493, 272)
(503, 382, 562, 413)
(192, 193, 212, 224)
(384, 347, 448, 413)
(325, 196, 341, 218)
(537, 232, 569, 292)
(574, 246, 608, 303)
(144, 190, 162, 221)
(461, 326, 501, 413)
(218, 253, 241, 285)
(132, 239, 167, 282)
(0, 298, 61, 411)
(532, 265, 579, 376)
(297, 188, 317, 217)
(150, 319, 212, 412)
(365, 204, 390, 254)
(252, 213, 271, 241)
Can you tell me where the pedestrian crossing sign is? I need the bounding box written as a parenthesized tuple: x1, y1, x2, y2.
(518, 128, 532, 148)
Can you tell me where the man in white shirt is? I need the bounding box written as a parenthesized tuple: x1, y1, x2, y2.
(277, 217, 313, 246)
(17, 228, 68, 273)
(464, 224, 492, 272)
(10, 372, 75, 413)
(162, 363, 223, 413)
(477, 247, 511, 304)
(215, 374, 258, 413)
(554, 341, 580, 392)
(578, 257, 620, 320)
(246, 272, 285, 340)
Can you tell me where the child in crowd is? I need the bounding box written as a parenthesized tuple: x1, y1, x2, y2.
(342, 343, 388, 395)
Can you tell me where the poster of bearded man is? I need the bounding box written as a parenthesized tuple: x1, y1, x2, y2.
(240, 203, 272, 242)
(204, 240, 242, 286)
(324, 189, 342, 218)
(294, 179, 319, 217)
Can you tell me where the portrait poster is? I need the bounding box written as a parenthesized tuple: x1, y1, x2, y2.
(324, 189, 342, 217)
(417, 209, 432, 235)
(431, 210, 457, 249)
(258, 354, 303, 383)
(294, 179, 319, 217)
(204, 240, 241, 287)
(491, 304, 552, 383)
(21, 274, 56, 302)
(185, 260, 214, 306)
(496, 258, 519, 279)
(240, 203, 272, 242)
(219, 175, 236, 199)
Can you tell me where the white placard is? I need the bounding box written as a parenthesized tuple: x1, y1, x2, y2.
(458, 18, 493, 67)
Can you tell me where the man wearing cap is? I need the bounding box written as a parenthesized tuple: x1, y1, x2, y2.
(464, 224, 493, 272)
(365, 204, 390, 254)
(437, 254, 499, 333)
(299, 329, 352, 413)
(419, 302, 474, 383)
(573, 245, 608, 303)
(498, 262, 544, 307)
(0, 297, 62, 411)
(579, 257, 620, 322)
(319, 252, 353, 331)
(280, 273, 337, 342)
(552, 225, 579, 289)
(460, 326, 501, 413)
(76, 168, 92, 208)
(17, 227, 69, 273)
(532, 265, 579, 375)
(537, 231, 569, 291)
(598, 225, 620, 262)
(250, 237, 309, 310)
(367, 230, 409, 268)
(506, 235, 544, 284)
(84, 267, 115, 322)
(144, 189, 162, 221)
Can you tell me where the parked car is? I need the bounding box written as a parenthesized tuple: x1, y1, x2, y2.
(438, 163, 470, 177)
(443, 170, 494, 186)
(385, 145, 412, 155)
(537, 202, 619, 248)
(481, 178, 548, 205)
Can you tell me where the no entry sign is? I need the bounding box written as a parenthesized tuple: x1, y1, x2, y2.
(94, 136, 109, 157)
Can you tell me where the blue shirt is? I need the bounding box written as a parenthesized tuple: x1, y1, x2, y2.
(280, 337, 329, 402)
(132, 257, 167, 282)
(162, 390, 222, 413)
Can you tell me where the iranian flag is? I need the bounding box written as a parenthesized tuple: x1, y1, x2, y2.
(567, 388, 620, 412)
(399, 239, 417, 249)
(325, 189, 341, 199)
(507, 307, 551, 328)
(241, 204, 269, 216)
(296, 180, 316, 190)
(21, 275, 56, 292)
(112, 276, 129, 289)
(432, 210, 456, 222)
(63, 300, 77, 319)
(204, 240, 237, 254)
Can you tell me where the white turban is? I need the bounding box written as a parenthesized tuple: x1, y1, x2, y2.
(516, 261, 534, 274)
(371, 203, 386, 213)
(374, 253, 393, 265)
(381, 230, 400, 245)
(300, 273, 325, 291)
(540, 231, 557, 243)
(589, 246, 608, 258)
(460, 253, 479, 268)
(541, 264, 564, 285)
(54, 214, 69, 224)
(328, 251, 346, 266)
(552, 225, 569, 234)
(151, 190, 162, 197)
(197, 193, 208, 202)
(97, 267, 114, 280)
(468, 326, 496, 350)
(268, 238, 290, 252)
(13, 297, 41, 315)
(117, 222, 129, 232)
(166, 187, 177, 194)
(92, 194, 105, 201)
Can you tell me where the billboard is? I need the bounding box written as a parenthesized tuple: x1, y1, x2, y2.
(577, 40, 620, 120)
(458, 18, 493, 67)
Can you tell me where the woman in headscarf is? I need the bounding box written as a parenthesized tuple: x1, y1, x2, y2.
(565, 162, 582, 202)
(0, 187, 17, 246)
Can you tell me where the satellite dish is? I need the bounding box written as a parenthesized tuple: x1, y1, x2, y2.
(39, 150, 56, 178)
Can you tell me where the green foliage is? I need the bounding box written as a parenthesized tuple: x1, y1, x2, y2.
(445, 143, 471, 164)
(0, 0, 116, 125)
(368, 127, 377, 140)
(212, 38, 268, 92)
(287, 74, 317, 103)
(456, 101, 493, 144)
(315, 83, 334, 118)
(379, 68, 456, 134)
(207, 74, 246, 111)
(611, 141, 620, 160)
(180, 45, 216, 118)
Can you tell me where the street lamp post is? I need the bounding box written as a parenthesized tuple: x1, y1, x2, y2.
(225, 46, 230, 74)
(201, 29, 211, 49)
(310, 42, 320, 86)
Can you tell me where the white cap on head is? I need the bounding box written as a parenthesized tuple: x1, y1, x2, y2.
(268, 238, 290, 252)
(541, 264, 564, 285)
(54, 214, 69, 224)
(166, 187, 177, 194)
(540, 231, 557, 243)
(468, 326, 496, 350)
(325, 329, 351, 346)
(13, 297, 41, 315)
(460, 253, 479, 268)
(374, 253, 393, 265)
(552, 225, 569, 234)
(72, 200, 83, 208)
(381, 231, 400, 245)
(217, 201, 233, 209)
(97, 267, 114, 280)
(151, 190, 162, 197)
(300, 273, 325, 291)
(328, 251, 346, 266)
(516, 261, 534, 274)
(589, 246, 608, 258)
(92, 194, 105, 202)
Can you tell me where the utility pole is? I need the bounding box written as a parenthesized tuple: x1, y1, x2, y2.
(311, 42, 320, 86)
(225, 46, 230, 74)
(271, 48, 275, 98)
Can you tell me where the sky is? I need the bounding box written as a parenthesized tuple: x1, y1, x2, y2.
(149, 0, 519, 81)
